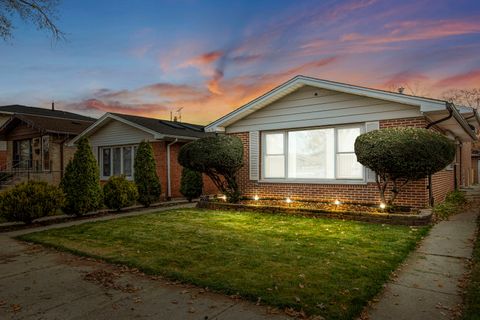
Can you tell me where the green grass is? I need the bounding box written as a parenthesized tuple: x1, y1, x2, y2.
(433, 190, 467, 220)
(463, 216, 480, 320)
(18, 209, 429, 319)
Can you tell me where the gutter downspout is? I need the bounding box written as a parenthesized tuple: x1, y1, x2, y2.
(425, 102, 454, 207)
(166, 139, 178, 200)
(425, 102, 453, 129)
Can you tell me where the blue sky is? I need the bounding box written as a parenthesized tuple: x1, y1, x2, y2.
(1, 0, 479, 123)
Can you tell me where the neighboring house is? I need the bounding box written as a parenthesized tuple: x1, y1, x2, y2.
(206, 75, 480, 208)
(0, 105, 96, 186)
(70, 112, 217, 199)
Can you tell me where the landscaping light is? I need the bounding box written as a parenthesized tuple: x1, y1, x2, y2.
(253, 195, 259, 201)
(334, 199, 341, 206)
(285, 197, 292, 204)
(379, 203, 386, 209)
(220, 195, 227, 201)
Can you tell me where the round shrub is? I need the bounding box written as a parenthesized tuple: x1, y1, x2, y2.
(178, 135, 243, 203)
(134, 141, 161, 207)
(61, 137, 103, 216)
(103, 176, 138, 211)
(180, 167, 203, 202)
(355, 127, 455, 205)
(0, 181, 65, 224)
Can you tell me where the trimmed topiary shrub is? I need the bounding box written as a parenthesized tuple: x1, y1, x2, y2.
(180, 167, 203, 202)
(355, 127, 455, 206)
(60, 137, 103, 216)
(0, 181, 65, 224)
(103, 175, 138, 211)
(134, 141, 161, 207)
(178, 135, 243, 203)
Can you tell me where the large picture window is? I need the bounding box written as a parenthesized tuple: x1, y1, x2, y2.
(262, 125, 364, 181)
(100, 145, 137, 179)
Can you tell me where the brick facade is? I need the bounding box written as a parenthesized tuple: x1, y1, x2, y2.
(230, 116, 465, 209)
(150, 141, 217, 199)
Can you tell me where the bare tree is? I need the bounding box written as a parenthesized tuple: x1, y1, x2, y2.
(0, 0, 64, 41)
(442, 88, 480, 109)
(385, 81, 431, 97)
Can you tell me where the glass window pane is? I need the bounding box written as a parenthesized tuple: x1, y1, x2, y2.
(288, 129, 334, 179)
(337, 128, 361, 153)
(336, 153, 363, 179)
(113, 147, 121, 176)
(102, 148, 111, 177)
(265, 133, 284, 155)
(123, 147, 132, 176)
(265, 155, 285, 178)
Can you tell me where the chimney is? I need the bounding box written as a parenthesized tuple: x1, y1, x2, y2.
(398, 87, 405, 94)
(51, 101, 55, 111)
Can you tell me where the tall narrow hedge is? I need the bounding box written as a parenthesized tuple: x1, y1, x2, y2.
(180, 167, 203, 202)
(60, 137, 103, 215)
(134, 141, 161, 207)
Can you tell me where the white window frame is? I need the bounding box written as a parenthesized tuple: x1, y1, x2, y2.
(99, 145, 138, 180)
(261, 124, 366, 184)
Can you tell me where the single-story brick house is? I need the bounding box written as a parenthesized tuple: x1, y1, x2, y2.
(0, 105, 96, 186)
(205, 75, 480, 208)
(70, 112, 217, 199)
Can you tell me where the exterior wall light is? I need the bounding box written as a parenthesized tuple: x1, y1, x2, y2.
(253, 195, 259, 201)
(285, 197, 292, 204)
(379, 203, 386, 209)
(334, 199, 341, 205)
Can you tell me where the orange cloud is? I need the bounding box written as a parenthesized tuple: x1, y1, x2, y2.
(435, 69, 480, 88)
(341, 19, 480, 45)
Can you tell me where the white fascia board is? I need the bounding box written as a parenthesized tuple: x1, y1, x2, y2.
(68, 113, 161, 146)
(67, 113, 111, 146)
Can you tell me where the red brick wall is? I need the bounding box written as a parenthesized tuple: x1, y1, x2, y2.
(228, 116, 460, 209)
(150, 141, 218, 199)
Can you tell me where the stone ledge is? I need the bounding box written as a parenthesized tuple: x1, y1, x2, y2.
(197, 201, 432, 226)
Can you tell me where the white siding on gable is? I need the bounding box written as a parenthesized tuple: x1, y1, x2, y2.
(226, 86, 422, 133)
(89, 120, 154, 160)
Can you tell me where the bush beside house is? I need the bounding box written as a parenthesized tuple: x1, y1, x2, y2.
(103, 176, 138, 211)
(178, 135, 243, 203)
(60, 137, 103, 216)
(134, 141, 161, 207)
(0, 181, 64, 224)
(180, 167, 203, 202)
(355, 127, 456, 206)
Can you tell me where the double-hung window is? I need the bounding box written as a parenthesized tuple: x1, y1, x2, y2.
(262, 125, 364, 181)
(100, 145, 137, 179)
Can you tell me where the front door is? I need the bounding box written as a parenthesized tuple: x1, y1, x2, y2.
(13, 139, 32, 169)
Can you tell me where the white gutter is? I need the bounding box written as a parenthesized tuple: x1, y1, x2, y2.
(166, 138, 178, 199)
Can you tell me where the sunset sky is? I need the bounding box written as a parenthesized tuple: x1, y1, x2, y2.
(1, 0, 479, 124)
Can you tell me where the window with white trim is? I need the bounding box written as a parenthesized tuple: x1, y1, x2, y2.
(100, 145, 137, 179)
(262, 125, 364, 181)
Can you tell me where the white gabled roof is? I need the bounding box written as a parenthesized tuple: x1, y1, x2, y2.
(205, 75, 476, 141)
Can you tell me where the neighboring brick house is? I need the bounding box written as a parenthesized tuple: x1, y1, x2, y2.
(205, 75, 480, 209)
(70, 112, 217, 199)
(0, 105, 96, 186)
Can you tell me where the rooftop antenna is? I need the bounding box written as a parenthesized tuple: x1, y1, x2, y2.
(175, 107, 183, 122)
(398, 87, 405, 94)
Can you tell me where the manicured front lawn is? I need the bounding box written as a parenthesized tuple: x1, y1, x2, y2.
(462, 216, 480, 320)
(19, 209, 428, 319)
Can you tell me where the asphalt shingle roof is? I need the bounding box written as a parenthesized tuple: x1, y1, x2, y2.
(0, 105, 96, 122)
(111, 112, 210, 139)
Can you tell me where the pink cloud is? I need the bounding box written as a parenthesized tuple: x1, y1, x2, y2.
(435, 69, 480, 88)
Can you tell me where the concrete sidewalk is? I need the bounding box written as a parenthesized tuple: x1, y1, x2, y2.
(0, 204, 289, 320)
(367, 207, 479, 320)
